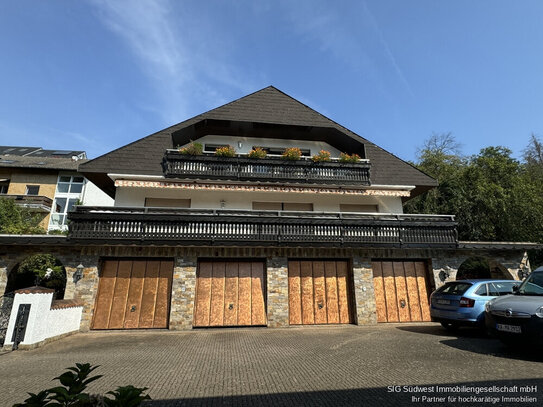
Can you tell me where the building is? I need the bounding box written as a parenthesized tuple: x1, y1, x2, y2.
(0, 147, 113, 231)
(0, 87, 538, 333)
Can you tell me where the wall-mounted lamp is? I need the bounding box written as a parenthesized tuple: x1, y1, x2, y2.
(74, 264, 84, 283)
(237, 141, 243, 149)
(220, 200, 226, 209)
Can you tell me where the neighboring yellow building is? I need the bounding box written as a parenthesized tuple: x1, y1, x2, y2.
(0, 146, 112, 232)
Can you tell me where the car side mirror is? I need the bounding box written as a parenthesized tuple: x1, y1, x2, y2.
(512, 285, 519, 293)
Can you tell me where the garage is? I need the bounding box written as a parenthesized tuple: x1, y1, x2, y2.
(288, 260, 353, 325)
(372, 261, 431, 323)
(193, 261, 267, 327)
(92, 259, 173, 330)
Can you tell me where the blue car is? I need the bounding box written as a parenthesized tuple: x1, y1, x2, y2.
(430, 280, 518, 330)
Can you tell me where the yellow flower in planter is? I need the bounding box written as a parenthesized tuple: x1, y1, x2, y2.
(312, 150, 331, 162)
(281, 147, 302, 160)
(214, 145, 236, 157)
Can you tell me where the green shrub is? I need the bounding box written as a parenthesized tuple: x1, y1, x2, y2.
(247, 147, 267, 159)
(214, 145, 236, 157)
(312, 150, 331, 162)
(281, 147, 302, 160)
(14, 254, 66, 299)
(178, 142, 203, 156)
(14, 363, 151, 407)
(339, 152, 360, 163)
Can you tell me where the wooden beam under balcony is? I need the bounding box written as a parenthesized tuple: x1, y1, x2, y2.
(68, 207, 458, 248)
(162, 151, 371, 186)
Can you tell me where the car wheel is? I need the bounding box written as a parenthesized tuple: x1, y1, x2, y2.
(440, 322, 460, 331)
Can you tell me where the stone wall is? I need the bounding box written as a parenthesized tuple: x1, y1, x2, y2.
(169, 256, 197, 330)
(352, 257, 377, 325)
(266, 257, 289, 327)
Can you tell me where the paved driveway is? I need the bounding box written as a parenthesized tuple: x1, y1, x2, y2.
(2, 324, 542, 406)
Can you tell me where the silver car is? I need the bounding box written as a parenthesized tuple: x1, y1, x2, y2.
(485, 266, 543, 346)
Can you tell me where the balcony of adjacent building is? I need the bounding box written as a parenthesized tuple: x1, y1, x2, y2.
(0, 193, 53, 212)
(68, 206, 458, 248)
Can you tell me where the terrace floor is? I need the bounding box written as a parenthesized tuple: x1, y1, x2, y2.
(2, 324, 542, 406)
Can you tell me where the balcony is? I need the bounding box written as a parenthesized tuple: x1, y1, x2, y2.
(0, 194, 53, 212)
(68, 207, 458, 248)
(162, 151, 371, 186)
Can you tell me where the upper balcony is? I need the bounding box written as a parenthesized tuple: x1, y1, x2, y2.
(0, 194, 53, 212)
(162, 151, 371, 186)
(68, 206, 457, 248)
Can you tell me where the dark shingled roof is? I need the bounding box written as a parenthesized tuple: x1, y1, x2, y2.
(0, 155, 88, 171)
(80, 86, 437, 198)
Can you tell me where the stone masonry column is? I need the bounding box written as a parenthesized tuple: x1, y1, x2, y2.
(266, 257, 289, 327)
(352, 257, 377, 325)
(0, 259, 8, 295)
(169, 256, 197, 330)
(63, 256, 100, 332)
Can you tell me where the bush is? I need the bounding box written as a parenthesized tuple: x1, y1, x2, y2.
(281, 147, 302, 161)
(14, 254, 66, 299)
(178, 142, 203, 156)
(0, 198, 46, 234)
(339, 152, 360, 163)
(248, 147, 267, 159)
(214, 145, 236, 157)
(312, 150, 331, 162)
(14, 363, 151, 407)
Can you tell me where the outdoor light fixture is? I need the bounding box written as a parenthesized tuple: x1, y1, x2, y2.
(74, 264, 84, 283)
(220, 200, 226, 208)
(237, 141, 243, 149)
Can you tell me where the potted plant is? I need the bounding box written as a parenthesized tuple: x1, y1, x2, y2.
(312, 150, 331, 162)
(214, 145, 236, 157)
(178, 142, 203, 156)
(248, 147, 267, 159)
(339, 152, 360, 163)
(281, 147, 302, 161)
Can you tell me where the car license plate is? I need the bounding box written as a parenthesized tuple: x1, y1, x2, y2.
(437, 299, 450, 305)
(496, 324, 521, 333)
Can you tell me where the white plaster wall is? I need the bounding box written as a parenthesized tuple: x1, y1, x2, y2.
(115, 187, 404, 213)
(4, 293, 82, 347)
(186, 135, 343, 157)
(81, 180, 114, 206)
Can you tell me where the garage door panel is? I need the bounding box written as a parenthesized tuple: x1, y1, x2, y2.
(92, 259, 173, 330)
(324, 261, 339, 324)
(404, 262, 422, 322)
(382, 262, 399, 322)
(371, 261, 388, 323)
(415, 262, 431, 322)
(251, 262, 266, 325)
(224, 262, 239, 326)
(336, 261, 352, 324)
(312, 261, 327, 324)
(123, 260, 146, 329)
(153, 260, 174, 328)
(288, 261, 302, 325)
(92, 260, 119, 329)
(139, 261, 160, 328)
(300, 261, 315, 325)
(237, 262, 252, 326)
(194, 262, 213, 327)
(210, 262, 226, 326)
(393, 262, 411, 322)
(108, 260, 132, 329)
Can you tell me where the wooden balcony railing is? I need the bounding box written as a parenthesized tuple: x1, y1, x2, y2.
(163, 151, 371, 185)
(68, 207, 458, 248)
(0, 194, 53, 212)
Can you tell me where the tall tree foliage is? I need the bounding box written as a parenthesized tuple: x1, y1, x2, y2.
(405, 134, 543, 244)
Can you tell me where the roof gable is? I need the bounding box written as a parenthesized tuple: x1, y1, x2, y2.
(80, 86, 437, 197)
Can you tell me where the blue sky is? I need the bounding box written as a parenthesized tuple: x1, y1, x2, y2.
(1, 1, 542, 161)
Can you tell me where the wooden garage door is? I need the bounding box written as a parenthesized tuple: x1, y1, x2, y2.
(92, 259, 173, 330)
(193, 261, 267, 327)
(372, 261, 431, 323)
(288, 260, 353, 325)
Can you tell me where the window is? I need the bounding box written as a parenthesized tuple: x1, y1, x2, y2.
(339, 204, 378, 213)
(49, 174, 86, 230)
(0, 180, 9, 194)
(50, 197, 79, 227)
(436, 282, 472, 295)
(252, 202, 313, 211)
(204, 144, 229, 153)
(56, 175, 84, 194)
(145, 198, 191, 208)
(474, 284, 488, 296)
(25, 185, 40, 195)
(489, 282, 516, 296)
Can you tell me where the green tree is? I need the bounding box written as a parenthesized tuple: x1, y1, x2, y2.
(8, 254, 66, 299)
(0, 198, 46, 234)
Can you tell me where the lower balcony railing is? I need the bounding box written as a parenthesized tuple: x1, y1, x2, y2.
(0, 194, 53, 212)
(68, 207, 458, 248)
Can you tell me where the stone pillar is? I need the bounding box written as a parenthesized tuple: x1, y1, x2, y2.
(169, 256, 197, 330)
(67, 258, 100, 332)
(430, 256, 464, 289)
(0, 261, 8, 295)
(352, 257, 377, 325)
(266, 257, 289, 327)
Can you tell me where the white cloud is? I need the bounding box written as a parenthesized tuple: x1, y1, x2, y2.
(89, 0, 258, 124)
